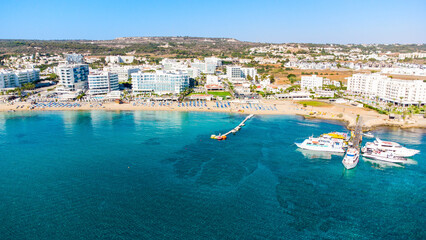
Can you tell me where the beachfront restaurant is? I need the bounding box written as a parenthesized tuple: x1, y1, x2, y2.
(275, 92, 311, 100)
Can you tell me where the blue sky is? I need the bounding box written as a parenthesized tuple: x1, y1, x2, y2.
(1, 0, 425, 43)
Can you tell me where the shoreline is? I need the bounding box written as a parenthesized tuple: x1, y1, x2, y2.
(1, 100, 425, 131)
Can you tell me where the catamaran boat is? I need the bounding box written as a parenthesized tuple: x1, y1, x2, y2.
(342, 147, 359, 169)
(361, 138, 419, 157)
(362, 149, 407, 164)
(296, 135, 345, 153)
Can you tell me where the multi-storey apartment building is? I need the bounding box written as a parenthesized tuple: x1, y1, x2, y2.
(226, 66, 257, 80)
(227, 66, 243, 79)
(0, 68, 40, 88)
(398, 52, 426, 59)
(204, 57, 222, 67)
(65, 54, 84, 64)
(105, 56, 135, 64)
(55, 64, 89, 92)
(301, 75, 324, 90)
(347, 73, 426, 105)
(104, 66, 140, 82)
(88, 71, 119, 95)
(131, 70, 189, 94)
(191, 62, 217, 74)
(241, 67, 257, 79)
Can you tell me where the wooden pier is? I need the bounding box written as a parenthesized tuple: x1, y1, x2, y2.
(351, 116, 363, 149)
(211, 114, 254, 140)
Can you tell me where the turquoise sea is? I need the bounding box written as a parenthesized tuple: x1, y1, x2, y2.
(0, 111, 424, 239)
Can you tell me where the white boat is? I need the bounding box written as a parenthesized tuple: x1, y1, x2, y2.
(362, 150, 407, 164)
(342, 148, 359, 169)
(362, 138, 420, 157)
(296, 148, 343, 160)
(295, 135, 345, 153)
(363, 132, 374, 138)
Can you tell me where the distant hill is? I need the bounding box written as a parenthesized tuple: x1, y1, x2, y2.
(0, 37, 263, 57)
(103, 36, 243, 44)
(0, 37, 424, 57)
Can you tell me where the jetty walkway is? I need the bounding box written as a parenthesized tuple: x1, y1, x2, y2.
(211, 114, 254, 140)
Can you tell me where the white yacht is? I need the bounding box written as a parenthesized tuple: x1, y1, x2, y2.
(295, 135, 345, 153)
(362, 138, 420, 157)
(362, 150, 407, 164)
(342, 148, 359, 169)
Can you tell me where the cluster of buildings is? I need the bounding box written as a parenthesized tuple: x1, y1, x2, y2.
(1, 47, 425, 106)
(300, 75, 341, 91)
(398, 52, 426, 59)
(347, 73, 426, 106)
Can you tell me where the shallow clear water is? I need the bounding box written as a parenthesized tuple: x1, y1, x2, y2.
(0, 111, 424, 239)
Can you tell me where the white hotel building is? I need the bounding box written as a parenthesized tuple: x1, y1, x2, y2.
(301, 75, 324, 90)
(88, 71, 119, 95)
(104, 66, 140, 82)
(55, 64, 89, 92)
(241, 67, 257, 79)
(0, 68, 40, 89)
(347, 73, 426, 105)
(131, 70, 189, 94)
(226, 66, 257, 81)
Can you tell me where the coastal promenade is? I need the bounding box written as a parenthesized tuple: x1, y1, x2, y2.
(1, 100, 425, 130)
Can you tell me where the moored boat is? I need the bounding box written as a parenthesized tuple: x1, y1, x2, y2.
(362, 138, 419, 157)
(322, 132, 350, 141)
(295, 135, 345, 153)
(342, 147, 359, 169)
(362, 150, 407, 164)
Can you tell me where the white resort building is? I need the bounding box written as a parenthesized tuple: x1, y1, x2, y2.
(301, 75, 324, 90)
(131, 70, 189, 94)
(104, 66, 140, 82)
(105, 56, 135, 64)
(88, 71, 120, 95)
(226, 66, 257, 81)
(347, 73, 426, 105)
(0, 68, 40, 89)
(55, 64, 89, 92)
(241, 67, 257, 79)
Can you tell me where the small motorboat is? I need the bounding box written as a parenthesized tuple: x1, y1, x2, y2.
(363, 132, 374, 138)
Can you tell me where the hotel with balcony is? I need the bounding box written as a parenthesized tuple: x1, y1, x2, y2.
(347, 73, 426, 106)
(0, 68, 40, 89)
(131, 70, 189, 94)
(88, 71, 119, 95)
(55, 64, 89, 92)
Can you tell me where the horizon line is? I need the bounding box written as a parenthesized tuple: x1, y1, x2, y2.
(0, 36, 425, 46)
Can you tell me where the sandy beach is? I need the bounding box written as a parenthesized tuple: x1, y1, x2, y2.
(1, 100, 425, 130)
